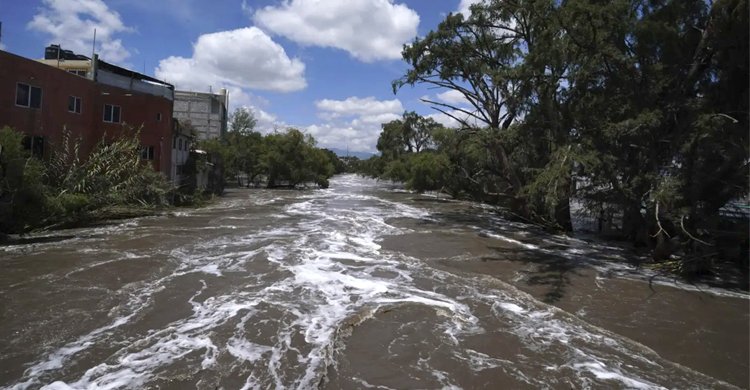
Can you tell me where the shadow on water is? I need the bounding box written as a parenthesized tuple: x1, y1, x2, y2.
(482, 246, 587, 304)
(0, 234, 77, 247)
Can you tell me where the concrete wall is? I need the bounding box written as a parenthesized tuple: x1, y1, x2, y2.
(173, 91, 227, 141)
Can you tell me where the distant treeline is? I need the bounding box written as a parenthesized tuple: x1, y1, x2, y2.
(197, 107, 341, 189)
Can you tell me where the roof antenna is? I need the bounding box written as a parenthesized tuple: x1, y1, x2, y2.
(91, 28, 97, 58)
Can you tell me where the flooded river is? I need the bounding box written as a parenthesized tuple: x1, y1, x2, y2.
(1, 175, 748, 389)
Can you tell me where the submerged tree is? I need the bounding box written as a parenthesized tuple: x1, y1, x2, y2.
(390, 0, 748, 271)
(394, 0, 571, 226)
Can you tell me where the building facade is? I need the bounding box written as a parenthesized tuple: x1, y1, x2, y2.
(170, 119, 193, 186)
(173, 90, 229, 140)
(0, 48, 175, 174)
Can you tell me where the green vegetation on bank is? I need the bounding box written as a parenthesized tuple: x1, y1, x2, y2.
(355, 0, 748, 276)
(0, 126, 182, 234)
(198, 107, 338, 189)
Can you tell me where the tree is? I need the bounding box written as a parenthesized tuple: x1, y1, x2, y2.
(377, 112, 443, 157)
(391, 0, 748, 268)
(220, 107, 262, 186)
(393, 0, 559, 224)
(264, 129, 334, 188)
(230, 107, 258, 134)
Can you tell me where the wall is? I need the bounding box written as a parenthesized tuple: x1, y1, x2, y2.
(170, 121, 192, 186)
(0, 50, 174, 174)
(97, 69, 174, 100)
(173, 91, 227, 140)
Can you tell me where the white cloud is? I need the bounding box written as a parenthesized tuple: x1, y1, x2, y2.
(427, 109, 481, 129)
(253, 0, 419, 62)
(155, 27, 306, 93)
(253, 108, 283, 132)
(305, 123, 380, 154)
(27, 0, 133, 63)
(351, 112, 402, 126)
(241, 0, 253, 16)
(218, 87, 285, 133)
(316, 96, 403, 118)
(306, 96, 405, 153)
(456, 0, 518, 39)
(435, 90, 470, 106)
(457, 0, 484, 17)
(427, 111, 460, 128)
(0, 42, 5, 51)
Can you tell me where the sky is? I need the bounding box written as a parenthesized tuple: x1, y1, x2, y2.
(0, 0, 480, 153)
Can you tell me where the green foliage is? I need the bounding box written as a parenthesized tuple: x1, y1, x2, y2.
(377, 112, 441, 158)
(405, 153, 450, 192)
(230, 107, 257, 134)
(264, 129, 334, 188)
(1, 127, 52, 232)
(0, 126, 173, 233)
(200, 119, 336, 189)
(379, 0, 748, 274)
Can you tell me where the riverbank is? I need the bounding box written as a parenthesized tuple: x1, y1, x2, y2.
(0, 197, 218, 246)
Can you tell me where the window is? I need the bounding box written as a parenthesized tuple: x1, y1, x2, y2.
(22, 136, 45, 158)
(68, 96, 81, 114)
(140, 146, 155, 160)
(156, 113, 162, 121)
(16, 83, 42, 108)
(172, 136, 176, 149)
(103, 104, 121, 123)
(68, 70, 87, 77)
(178, 139, 183, 151)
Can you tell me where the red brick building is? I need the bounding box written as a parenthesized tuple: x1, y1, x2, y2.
(0, 49, 174, 174)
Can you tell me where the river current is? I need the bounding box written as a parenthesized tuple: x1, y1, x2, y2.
(1, 174, 748, 389)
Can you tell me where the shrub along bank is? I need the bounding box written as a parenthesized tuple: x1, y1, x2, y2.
(0, 126, 182, 234)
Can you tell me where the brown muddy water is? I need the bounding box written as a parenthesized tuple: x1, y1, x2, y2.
(0, 174, 748, 389)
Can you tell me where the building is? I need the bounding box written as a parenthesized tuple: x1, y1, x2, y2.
(173, 89, 229, 140)
(170, 119, 193, 186)
(38, 44, 92, 78)
(0, 47, 175, 174)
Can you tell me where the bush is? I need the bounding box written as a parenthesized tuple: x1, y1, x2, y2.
(0, 126, 176, 233)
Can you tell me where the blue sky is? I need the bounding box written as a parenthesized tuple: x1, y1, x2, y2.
(0, 0, 478, 153)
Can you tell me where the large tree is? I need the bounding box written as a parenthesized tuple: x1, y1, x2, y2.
(393, 0, 748, 262)
(394, 0, 567, 226)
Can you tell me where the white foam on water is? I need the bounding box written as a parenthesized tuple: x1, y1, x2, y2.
(227, 338, 272, 362)
(464, 349, 510, 372)
(496, 302, 526, 314)
(8, 175, 739, 389)
(478, 229, 540, 250)
(572, 361, 666, 390)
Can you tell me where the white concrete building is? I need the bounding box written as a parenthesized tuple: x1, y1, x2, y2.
(173, 89, 228, 140)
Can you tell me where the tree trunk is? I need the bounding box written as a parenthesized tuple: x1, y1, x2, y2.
(554, 196, 573, 231)
(622, 203, 649, 247)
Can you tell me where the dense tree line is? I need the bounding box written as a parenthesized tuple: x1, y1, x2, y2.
(199, 108, 338, 189)
(359, 0, 748, 274)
